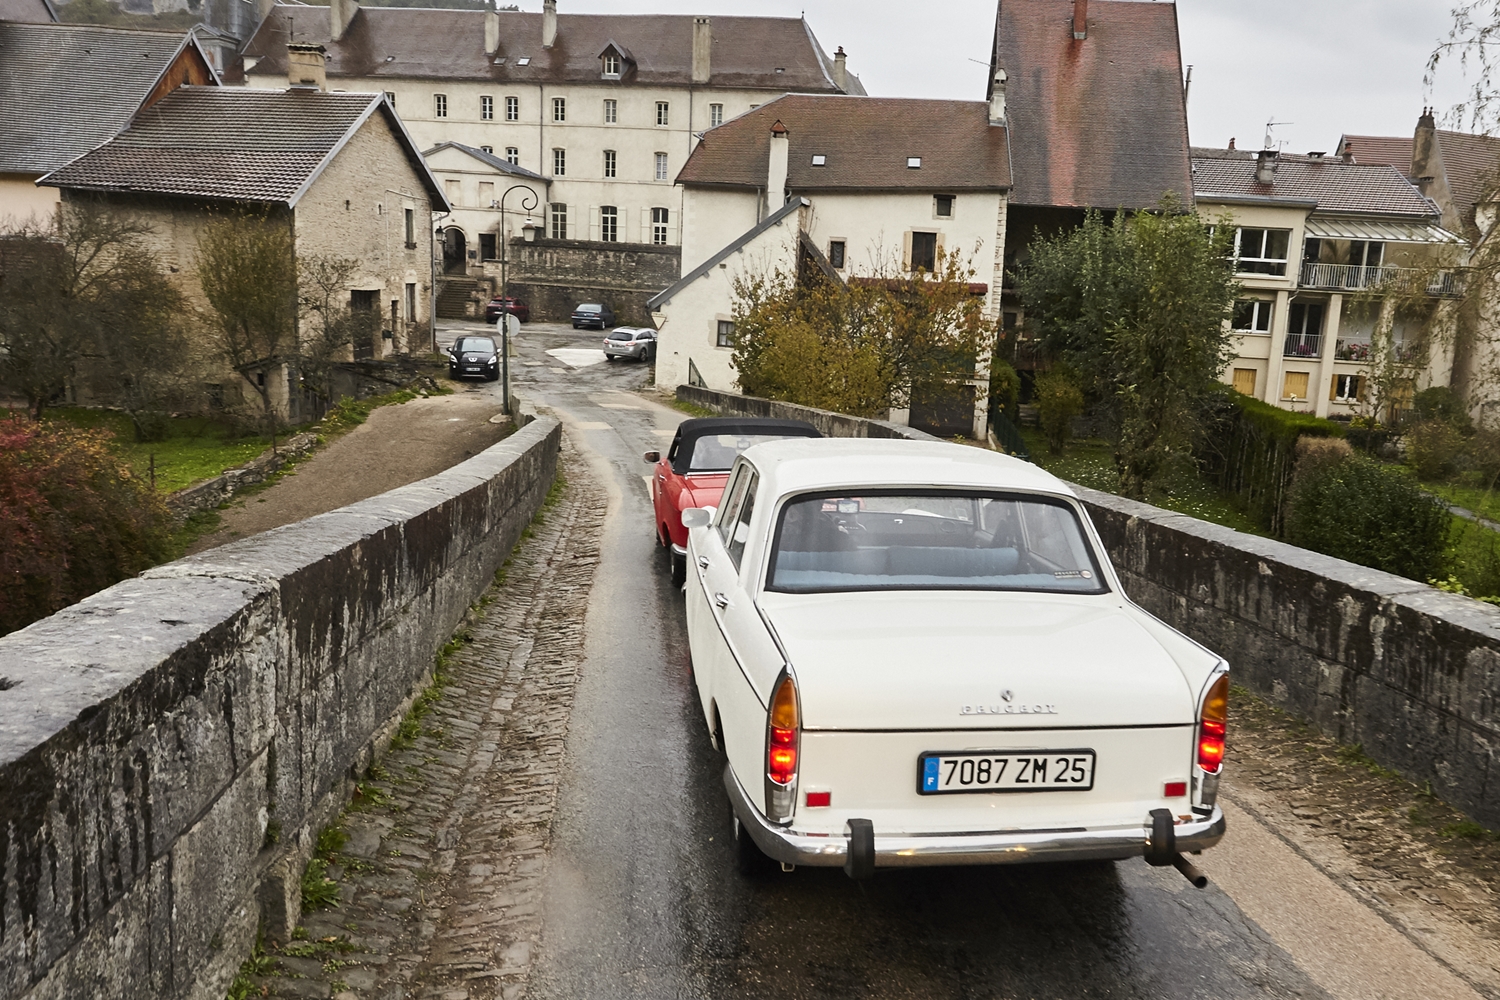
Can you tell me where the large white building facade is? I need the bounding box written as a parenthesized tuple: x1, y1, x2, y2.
(242, 0, 862, 308)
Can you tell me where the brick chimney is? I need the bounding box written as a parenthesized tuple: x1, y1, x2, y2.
(989, 67, 1007, 124)
(1255, 149, 1276, 185)
(692, 17, 711, 83)
(833, 46, 847, 92)
(767, 120, 790, 215)
(484, 8, 500, 56)
(1072, 0, 1087, 39)
(1340, 141, 1355, 163)
(287, 42, 326, 91)
(542, 0, 557, 49)
(328, 0, 356, 42)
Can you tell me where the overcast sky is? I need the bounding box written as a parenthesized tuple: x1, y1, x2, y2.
(552, 0, 1477, 151)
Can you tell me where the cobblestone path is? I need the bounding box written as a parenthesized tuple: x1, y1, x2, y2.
(244, 443, 602, 1000)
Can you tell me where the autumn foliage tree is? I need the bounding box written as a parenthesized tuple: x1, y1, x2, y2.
(0, 413, 174, 636)
(730, 246, 998, 419)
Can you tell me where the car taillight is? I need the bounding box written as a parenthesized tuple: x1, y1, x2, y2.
(765, 672, 800, 821)
(1197, 673, 1228, 774)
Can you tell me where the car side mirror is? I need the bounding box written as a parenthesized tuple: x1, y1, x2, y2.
(682, 507, 713, 529)
(643, 450, 660, 464)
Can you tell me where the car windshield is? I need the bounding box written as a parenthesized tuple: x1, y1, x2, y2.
(454, 337, 495, 353)
(688, 434, 805, 472)
(607, 330, 634, 341)
(766, 490, 1108, 595)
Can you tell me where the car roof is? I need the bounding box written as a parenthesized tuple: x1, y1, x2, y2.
(675, 417, 822, 441)
(738, 438, 1075, 497)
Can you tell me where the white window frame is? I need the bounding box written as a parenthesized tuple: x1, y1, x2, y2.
(1234, 227, 1291, 276)
(656, 101, 670, 126)
(1232, 298, 1274, 333)
(603, 52, 621, 76)
(654, 152, 668, 182)
(553, 96, 567, 122)
(550, 203, 568, 240)
(505, 147, 519, 165)
(480, 95, 493, 120)
(600, 206, 619, 243)
(709, 103, 723, 127)
(604, 99, 617, 124)
(603, 149, 617, 178)
(434, 93, 447, 118)
(651, 206, 669, 245)
(505, 95, 519, 121)
(553, 148, 566, 176)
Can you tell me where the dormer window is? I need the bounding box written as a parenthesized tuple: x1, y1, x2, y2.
(602, 51, 621, 77)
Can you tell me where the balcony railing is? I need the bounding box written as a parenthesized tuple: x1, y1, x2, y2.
(1284, 334, 1323, 358)
(1299, 262, 1463, 297)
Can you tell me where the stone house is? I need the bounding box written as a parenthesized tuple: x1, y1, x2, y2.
(651, 95, 1011, 438)
(0, 22, 217, 225)
(237, 0, 862, 318)
(39, 58, 448, 421)
(990, 0, 1194, 376)
(1193, 147, 1464, 422)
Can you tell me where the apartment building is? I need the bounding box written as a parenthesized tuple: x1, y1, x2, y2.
(1193, 146, 1464, 420)
(241, 0, 861, 269)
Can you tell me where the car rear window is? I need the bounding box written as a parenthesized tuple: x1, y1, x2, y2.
(607, 331, 633, 341)
(688, 433, 810, 472)
(454, 337, 495, 353)
(766, 490, 1108, 595)
(578, 304, 602, 312)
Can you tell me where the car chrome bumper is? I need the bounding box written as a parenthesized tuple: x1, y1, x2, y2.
(670, 543, 687, 556)
(725, 765, 1226, 869)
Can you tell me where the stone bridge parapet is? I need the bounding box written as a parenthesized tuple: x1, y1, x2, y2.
(0, 412, 561, 1000)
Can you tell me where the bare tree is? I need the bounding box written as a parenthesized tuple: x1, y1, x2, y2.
(296, 254, 377, 412)
(196, 211, 298, 427)
(0, 202, 186, 422)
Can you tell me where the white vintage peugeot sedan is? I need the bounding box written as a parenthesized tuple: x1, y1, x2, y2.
(681, 438, 1228, 882)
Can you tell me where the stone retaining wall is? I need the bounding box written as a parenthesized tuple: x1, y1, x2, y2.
(676, 385, 932, 442)
(166, 432, 320, 522)
(0, 412, 562, 1000)
(679, 385, 1500, 828)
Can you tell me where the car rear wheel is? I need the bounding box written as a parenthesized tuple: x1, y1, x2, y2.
(732, 802, 775, 878)
(670, 550, 686, 586)
(605, 354, 616, 362)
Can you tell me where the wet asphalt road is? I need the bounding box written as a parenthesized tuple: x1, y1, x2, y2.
(448, 320, 1333, 999)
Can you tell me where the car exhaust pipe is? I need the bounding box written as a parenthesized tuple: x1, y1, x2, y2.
(844, 818, 875, 880)
(1171, 852, 1208, 888)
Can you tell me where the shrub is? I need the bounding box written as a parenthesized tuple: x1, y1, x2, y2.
(1035, 370, 1085, 455)
(989, 358, 1021, 424)
(1405, 418, 1466, 481)
(1198, 392, 1345, 534)
(1285, 455, 1449, 581)
(1413, 386, 1473, 434)
(1289, 435, 1353, 493)
(0, 413, 174, 635)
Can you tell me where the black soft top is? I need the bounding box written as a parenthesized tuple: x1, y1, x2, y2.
(668, 417, 821, 474)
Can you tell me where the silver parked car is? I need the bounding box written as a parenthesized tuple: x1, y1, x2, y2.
(603, 327, 657, 362)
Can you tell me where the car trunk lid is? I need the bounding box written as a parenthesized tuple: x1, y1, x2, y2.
(759, 591, 1195, 731)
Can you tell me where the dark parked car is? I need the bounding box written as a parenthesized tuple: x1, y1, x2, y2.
(571, 303, 616, 329)
(447, 335, 499, 381)
(603, 327, 656, 362)
(484, 296, 530, 323)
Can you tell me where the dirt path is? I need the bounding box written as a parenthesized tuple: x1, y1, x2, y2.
(189, 387, 511, 554)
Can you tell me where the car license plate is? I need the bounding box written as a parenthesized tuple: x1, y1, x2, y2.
(918, 750, 1095, 794)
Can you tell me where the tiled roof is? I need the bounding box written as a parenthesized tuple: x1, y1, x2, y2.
(675, 95, 1010, 191)
(993, 0, 1192, 210)
(243, 5, 864, 94)
(0, 0, 57, 23)
(0, 23, 193, 174)
(1191, 148, 1437, 217)
(426, 141, 547, 182)
(1341, 129, 1500, 238)
(41, 87, 446, 207)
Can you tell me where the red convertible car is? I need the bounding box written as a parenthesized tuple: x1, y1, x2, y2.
(646, 417, 821, 584)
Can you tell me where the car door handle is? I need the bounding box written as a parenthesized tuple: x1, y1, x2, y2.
(698, 556, 709, 569)
(657, 475, 666, 481)
(713, 592, 729, 609)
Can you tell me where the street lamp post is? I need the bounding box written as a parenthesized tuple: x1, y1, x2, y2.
(497, 183, 538, 414)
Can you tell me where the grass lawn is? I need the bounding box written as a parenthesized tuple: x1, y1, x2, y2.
(46, 408, 274, 494)
(1020, 428, 1265, 536)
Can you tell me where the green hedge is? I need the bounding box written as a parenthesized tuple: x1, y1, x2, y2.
(1285, 455, 1449, 581)
(1198, 393, 1345, 534)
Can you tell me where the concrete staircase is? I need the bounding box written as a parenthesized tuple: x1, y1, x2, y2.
(437, 276, 480, 319)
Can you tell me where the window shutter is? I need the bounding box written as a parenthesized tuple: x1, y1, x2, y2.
(1329, 375, 1337, 401)
(589, 206, 600, 241)
(903, 231, 913, 271)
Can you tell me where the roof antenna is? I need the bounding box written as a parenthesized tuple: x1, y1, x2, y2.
(1263, 117, 1292, 151)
